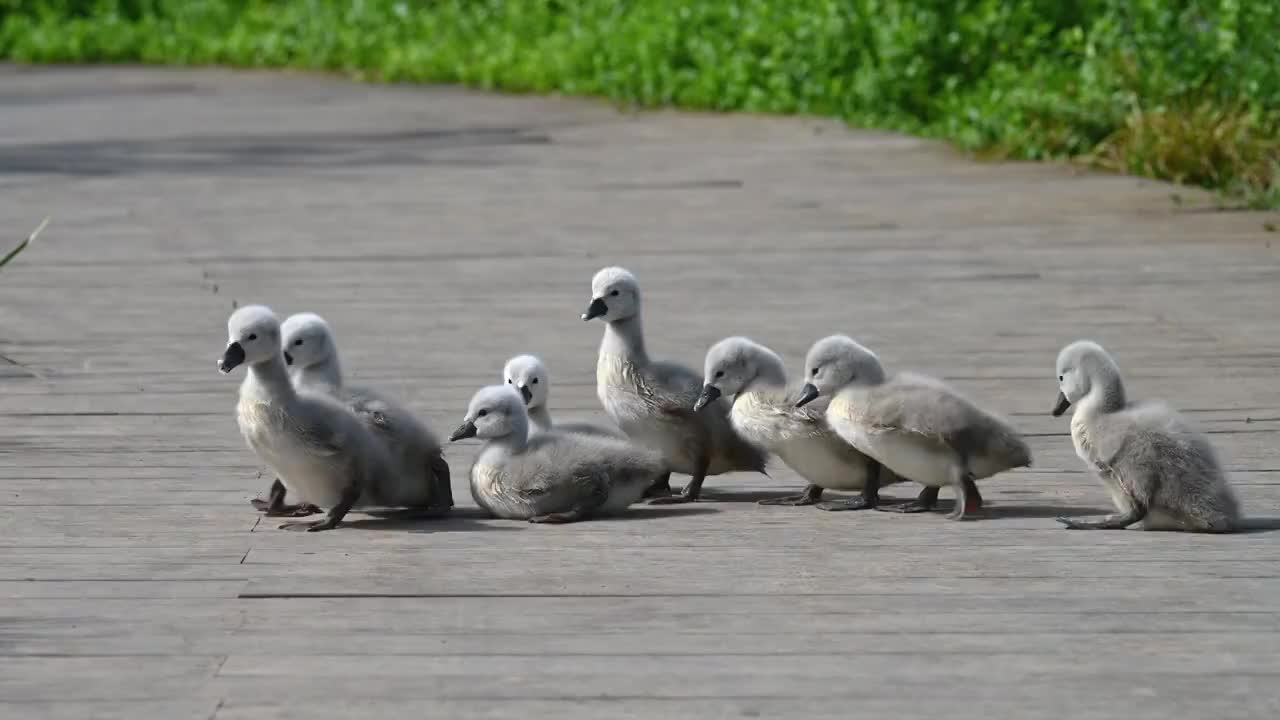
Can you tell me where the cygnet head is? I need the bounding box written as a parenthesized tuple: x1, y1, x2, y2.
(220, 305, 281, 373)
(582, 266, 640, 323)
(695, 337, 781, 411)
(1053, 340, 1125, 417)
(795, 334, 886, 407)
(449, 385, 528, 442)
(280, 313, 336, 370)
(502, 354, 548, 408)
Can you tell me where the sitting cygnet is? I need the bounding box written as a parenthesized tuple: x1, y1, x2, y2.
(219, 305, 397, 532)
(449, 385, 664, 523)
(697, 336, 902, 510)
(1052, 340, 1239, 532)
(502, 354, 622, 438)
(583, 266, 768, 503)
(797, 335, 1032, 520)
(268, 312, 452, 514)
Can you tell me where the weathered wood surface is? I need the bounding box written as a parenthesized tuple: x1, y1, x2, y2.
(2, 65, 1280, 719)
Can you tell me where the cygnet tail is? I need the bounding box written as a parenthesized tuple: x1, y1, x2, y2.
(1000, 431, 1034, 469)
(427, 451, 454, 509)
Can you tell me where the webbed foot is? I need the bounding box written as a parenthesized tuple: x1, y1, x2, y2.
(759, 484, 823, 506)
(642, 473, 673, 499)
(279, 517, 341, 532)
(648, 492, 696, 505)
(816, 496, 877, 512)
(759, 494, 821, 506)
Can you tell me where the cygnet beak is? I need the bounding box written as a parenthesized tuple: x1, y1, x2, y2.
(794, 383, 820, 408)
(693, 384, 721, 412)
(582, 297, 607, 321)
(1051, 391, 1071, 417)
(219, 342, 245, 374)
(449, 420, 478, 442)
(283, 351, 294, 366)
(518, 385, 533, 404)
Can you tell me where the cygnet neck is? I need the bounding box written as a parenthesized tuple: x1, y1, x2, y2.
(481, 412, 532, 460)
(1079, 371, 1127, 417)
(296, 353, 343, 391)
(601, 313, 649, 365)
(248, 354, 295, 397)
(527, 405, 554, 434)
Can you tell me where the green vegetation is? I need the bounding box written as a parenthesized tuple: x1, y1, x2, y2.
(3, 1, 1277, 206)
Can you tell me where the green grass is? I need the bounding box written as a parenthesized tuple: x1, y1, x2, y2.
(3, 1, 1278, 206)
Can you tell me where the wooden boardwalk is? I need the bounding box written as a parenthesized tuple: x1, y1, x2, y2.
(2, 65, 1280, 719)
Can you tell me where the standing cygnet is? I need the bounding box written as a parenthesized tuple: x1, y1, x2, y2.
(582, 267, 768, 503)
(269, 312, 452, 514)
(450, 385, 665, 523)
(502, 354, 622, 438)
(697, 337, 902, 510)
(796, 335, 1032, 520)
(219, 305, 396, 532)
(1051, 340, 1239, 532)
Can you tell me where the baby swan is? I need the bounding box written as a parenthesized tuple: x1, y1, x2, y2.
(274, 312, 453, 513)
(697, 337, 895, 510)
(796, 335, 1031, 520)
(502, 354, 622, 438)
(219, 305, 395, 532)
(583, 267, 768, 503)
(1052, 340, 1239, 532)
(450, 385, 664, 523)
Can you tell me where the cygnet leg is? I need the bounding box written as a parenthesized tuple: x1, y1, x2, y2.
(649, 457, 709, 505)
(964, 476, 984, 511)
(1057, 504, 1146, 530)
(280, 482, 360, 532)
(816, 460, 883, 511)
(877, 486, 939, 514)
(946, 467, 973, 521)
(642, 472, 673, 499)
(758, 484, 823, 506)
(251, 478, 323, 517)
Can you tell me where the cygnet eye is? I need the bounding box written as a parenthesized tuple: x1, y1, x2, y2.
(531, 378, 539, 384)
(810, 367, 819, 377)
(609, 290, 620, 297)
(247, 333, 258, 341)
(714, 370, 725, 379)
(1059, 375, 1064, 382)
(294, 339, 303, 347)
(506, 378, 512, 384)
(477, 409, 488, 417)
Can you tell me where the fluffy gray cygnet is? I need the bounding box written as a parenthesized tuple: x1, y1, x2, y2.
(797, 335, 1032, 520)
(1051, 340, 1240, 532)
(450, 384, 665, 523)
(219, 305, 397, 532)
(583, 266, 767, 503)
(266, 312, 452, 516)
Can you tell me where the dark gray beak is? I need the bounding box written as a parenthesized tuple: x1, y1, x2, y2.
(449, 420, 477, 442)
(1052, 391, 1071, 417)
(795, 383, 820, 408)
(582, 297, 608, 321)
(519, 385, 533, 404)
(283, 351, 293, 366)
(219, 342, 245, 374)
(693, 385, 721, 412)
